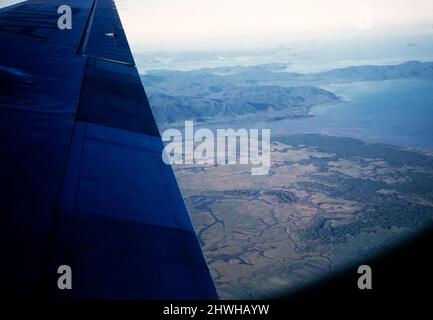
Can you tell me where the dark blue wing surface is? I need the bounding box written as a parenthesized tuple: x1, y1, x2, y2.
(0, 0, 217, 299)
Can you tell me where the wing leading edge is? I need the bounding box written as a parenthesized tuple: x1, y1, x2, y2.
(0, 0, 218, 299)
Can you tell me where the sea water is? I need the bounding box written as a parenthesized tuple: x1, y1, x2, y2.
(267, 79, 433, 151)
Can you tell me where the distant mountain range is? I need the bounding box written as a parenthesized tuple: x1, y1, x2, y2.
(142, 61, 433, 126)
(307, 60, 433, 82)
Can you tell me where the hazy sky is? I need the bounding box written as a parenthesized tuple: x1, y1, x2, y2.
(1, 0, 433, 51)
(116, 0, 433, 51)
(0, 0, 23, 7)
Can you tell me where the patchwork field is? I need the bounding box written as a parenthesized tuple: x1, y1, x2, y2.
(173, 134, 433, 299)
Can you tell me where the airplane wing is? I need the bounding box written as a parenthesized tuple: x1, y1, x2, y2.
(0, 0, 218, 299)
